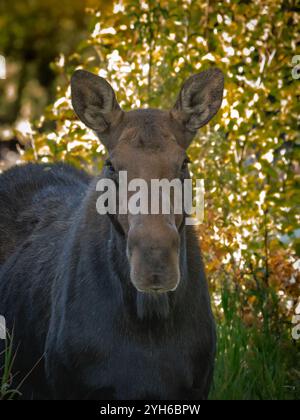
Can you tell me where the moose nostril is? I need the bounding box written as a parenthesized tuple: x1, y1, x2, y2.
(152, 274, 161, 284)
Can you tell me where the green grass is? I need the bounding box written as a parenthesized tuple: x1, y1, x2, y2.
(210, 289, 300, 400)
(0, 331, 22, 400)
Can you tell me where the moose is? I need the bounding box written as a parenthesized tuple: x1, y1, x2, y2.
(0, 68, 224, 400)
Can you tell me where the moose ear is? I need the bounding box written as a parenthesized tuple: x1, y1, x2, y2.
(171, 68, 224, 146)
(71, 70, 123, 134)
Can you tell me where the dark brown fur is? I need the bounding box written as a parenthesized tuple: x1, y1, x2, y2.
(0, 68, 224, 399)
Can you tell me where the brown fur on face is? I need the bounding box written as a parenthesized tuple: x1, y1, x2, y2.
(71, 69, 224, 293)
(104, 110, 186, 293)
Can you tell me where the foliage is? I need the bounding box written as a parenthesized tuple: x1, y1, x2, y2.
(211, 286, 300, 400)
(6, 0, 300, 399)
(0, 0, 93, 135)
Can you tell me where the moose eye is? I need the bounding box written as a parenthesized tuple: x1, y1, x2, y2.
(181, 157, 191, 171)
(105, 160, 119, 184)
(105, 160, 115, 173)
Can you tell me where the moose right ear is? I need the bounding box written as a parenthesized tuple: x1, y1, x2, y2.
(171, 68, 224, 148)
(71, 70, 123, 134)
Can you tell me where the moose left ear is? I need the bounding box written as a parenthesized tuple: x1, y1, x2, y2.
(171, 68, 224, 146)
(71, 70, 123, 136)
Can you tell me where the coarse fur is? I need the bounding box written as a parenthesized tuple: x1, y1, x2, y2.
(0, 68, 224, 400)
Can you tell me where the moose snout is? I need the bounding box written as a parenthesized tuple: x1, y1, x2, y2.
(127, 221, 180, 294)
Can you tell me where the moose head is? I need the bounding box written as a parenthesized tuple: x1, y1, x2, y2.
(71, 68, 224, 294)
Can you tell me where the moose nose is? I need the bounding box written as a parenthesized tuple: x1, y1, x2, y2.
(127, 220, 180, 293)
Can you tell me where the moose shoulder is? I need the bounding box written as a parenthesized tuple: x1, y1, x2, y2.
(0, 68, 224, 400)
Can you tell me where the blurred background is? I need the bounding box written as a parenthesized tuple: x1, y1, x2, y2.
(0, 0, 299, 399)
